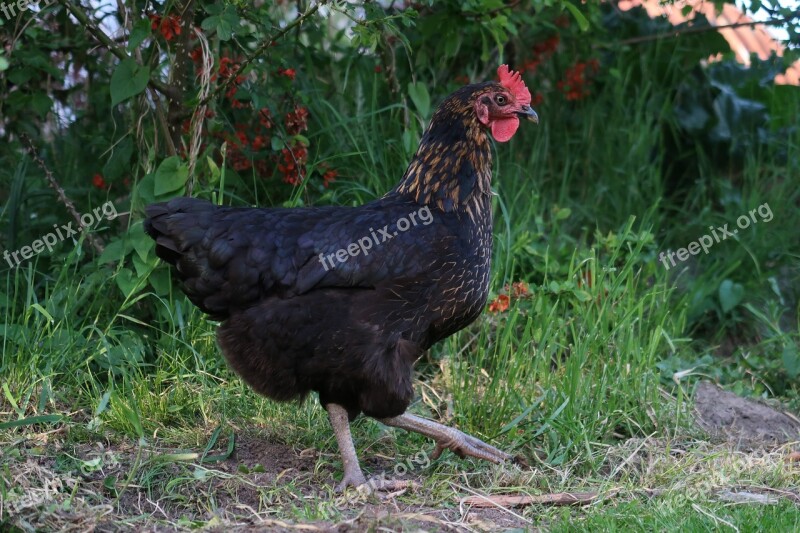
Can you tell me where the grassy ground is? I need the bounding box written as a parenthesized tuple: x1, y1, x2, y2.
(2, 49, 799, 530)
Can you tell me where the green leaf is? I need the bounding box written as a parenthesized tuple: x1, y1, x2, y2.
(110, 58, 150, 105)
(131, 253, 151, 278)
(30, 93, 53, 117)
(103, 137, 134, 180)
(103, 475, 118, 496)
(148, 268, 171, 295)
(7, 67, 33, 85)
(94, 391, 112, 417)
(207, 156, 221, 184)
(0, 55, 8, 71)
(718, 279, 744, 313)
(201, 430, 236, 463)
(563, 1, 589, 32)
(572, 289, 592, 302)
(128, 222, 153, 263)
(402, 129, 418, 157)
(201, 6, 240, 41)
(444, 32, 461, 58)
(128, 18, 152, 51)
(97, 238, 129, 264)
(782, 343, 799, 379)
(115, 396, 144, 438)
(136, 172, 156, 204)
(0, 414, 64, 429)
(115, 268, 140, 297)
(554, 207, 572, 221)
(407, 81, 430, 117)
(154, 156, 189, 196)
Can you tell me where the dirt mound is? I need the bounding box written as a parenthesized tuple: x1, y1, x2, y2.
(694, 381, 800, 445)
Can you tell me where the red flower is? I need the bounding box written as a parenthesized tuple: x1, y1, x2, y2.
(374, 65, 383, 73)
(252, 135, 269, 151)
(322, 168, 337, 188)
(258, 108, 273, 129)
(522, 35, 560, 75)
(318, 164, 338, 188)
(150, 14, 181, 41)
(278, 142, 308, 185)
(533, 34, 560, 56)
(285, 106, 309, 135)
(218, 57, 235, 78)
(217, 57, 245, 85)
(488, 294, 510, 313)
(235, 130, 248, 147)
(511, 281, 530, 298)
(230, 150, 252, 172)
(530, 92, 544, 107)
(557, 59, 599, 101)
(92, 173, 106, 189)
(278, 68, 296, 80)
(521, 58, 541, 75)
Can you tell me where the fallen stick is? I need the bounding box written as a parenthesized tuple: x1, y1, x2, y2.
(462, 489, 620, 508)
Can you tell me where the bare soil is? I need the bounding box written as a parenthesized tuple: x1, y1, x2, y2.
(694, 381, 800, 445)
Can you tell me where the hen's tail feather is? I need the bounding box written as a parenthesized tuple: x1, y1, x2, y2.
(144, 197, 217, 267)
(145, 197, 236, 318)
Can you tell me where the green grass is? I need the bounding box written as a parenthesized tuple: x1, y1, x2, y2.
(2, 44, 799, 530)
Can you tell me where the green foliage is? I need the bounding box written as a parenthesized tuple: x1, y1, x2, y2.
(110, 59, 151, 105)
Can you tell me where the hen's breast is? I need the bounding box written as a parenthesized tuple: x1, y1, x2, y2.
(390, 192, 493, 348)
(427, 223, 492, 344)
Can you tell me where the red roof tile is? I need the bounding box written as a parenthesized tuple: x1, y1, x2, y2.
(618, 0, 799, 85)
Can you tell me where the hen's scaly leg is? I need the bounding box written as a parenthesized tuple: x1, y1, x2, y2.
(326, 403, 368, 491)
(379, 412, 515, 464)
(327, 404, 420, 494)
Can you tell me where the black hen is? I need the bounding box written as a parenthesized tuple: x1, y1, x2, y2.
(144, 65, 537, 491)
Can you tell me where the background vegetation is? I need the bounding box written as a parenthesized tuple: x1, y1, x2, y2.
(1, 0, 798, 530)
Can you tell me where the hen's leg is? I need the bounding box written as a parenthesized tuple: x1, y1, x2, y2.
(326, 403, 367, 492)
(327, 404, 421, 494)
(379, 412, 515, 464)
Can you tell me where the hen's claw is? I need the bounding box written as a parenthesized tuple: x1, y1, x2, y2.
(380, 412, 518, 466)
(428, 425, 512, 463)
(336, 476, 417, 498)
(334, 470, 368, 494)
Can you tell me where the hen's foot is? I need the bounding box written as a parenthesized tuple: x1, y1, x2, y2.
(336, 475, 416, 495)
(379, 412, 521, 465)
(334, 469, 367, 494)
(336, 478, 419, 503)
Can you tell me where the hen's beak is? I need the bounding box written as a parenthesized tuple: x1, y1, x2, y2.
(518, 105, 539, 123)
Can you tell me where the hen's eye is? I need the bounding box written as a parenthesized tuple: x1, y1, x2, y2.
(495, 95, 507, 106)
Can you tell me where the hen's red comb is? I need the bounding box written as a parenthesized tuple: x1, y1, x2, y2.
(497, 64, 531, 106)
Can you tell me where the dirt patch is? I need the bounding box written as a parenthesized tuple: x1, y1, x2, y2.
(1, 431, 533, 532)
(694, 381, 800, 445)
